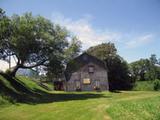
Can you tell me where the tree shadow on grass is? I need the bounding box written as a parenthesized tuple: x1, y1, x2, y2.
(29, 89, 111, 104)
(110, 90, 122, 93)
(0, 73, 111, 104)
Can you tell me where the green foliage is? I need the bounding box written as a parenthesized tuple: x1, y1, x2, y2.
(87, 42, 133, 90)
(155, 66, 160, 79)
(46, 56, 64, 79)
(150, 54, 158, 64)
(133, 81, 154, 91)
(153, 79, 160, 91)
(64, 36, 81, 62)
(130, 54, 160, 81)
(46, 36, 81, 79)
(0, 8, 11, 42)
(130, 59, 151, 81)
(0, 9, 81, 77)
(106, 55, 133, 90)
(87, 42, 117, 60)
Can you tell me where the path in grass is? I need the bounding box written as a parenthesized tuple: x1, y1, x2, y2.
(0, 91, 160, 120)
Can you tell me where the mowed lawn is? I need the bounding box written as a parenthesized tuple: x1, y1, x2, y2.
(0, 91, 160, 120)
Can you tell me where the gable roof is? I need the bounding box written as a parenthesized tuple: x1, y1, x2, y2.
(65, 52, 107, 81)
(73, 52, 106, 68)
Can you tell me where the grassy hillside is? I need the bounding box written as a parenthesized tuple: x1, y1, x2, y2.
(0, 74, 50, 103)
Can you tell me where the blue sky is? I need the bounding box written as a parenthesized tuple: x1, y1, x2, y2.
(1, 0, 160, 63)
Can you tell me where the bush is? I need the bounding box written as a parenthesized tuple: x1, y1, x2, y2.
(133, 81, 154, 91)
(153, 79, 160, 91)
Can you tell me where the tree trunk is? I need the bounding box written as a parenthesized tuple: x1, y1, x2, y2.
(9, 65, 20, 77)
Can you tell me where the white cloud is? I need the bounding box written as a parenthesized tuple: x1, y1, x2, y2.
(0, 60, 9, 72)
(51, 12, 121, 49)
(51, 12, 156, 51)
(0, 58, 16, 72)
(125, 34, 154, 48)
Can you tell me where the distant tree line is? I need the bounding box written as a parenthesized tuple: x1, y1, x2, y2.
(129, 54, 160, 81)
(129, 54, 160, 91)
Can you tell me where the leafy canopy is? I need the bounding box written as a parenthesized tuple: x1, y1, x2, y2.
(130, 54, 160, 81)
(0, 11, 81, 77)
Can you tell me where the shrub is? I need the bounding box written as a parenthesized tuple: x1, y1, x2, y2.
(133, 81, 154, 91)
(153, 79, 160, 91)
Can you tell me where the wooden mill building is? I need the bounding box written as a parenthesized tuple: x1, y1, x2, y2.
(64, 53, 109, 91)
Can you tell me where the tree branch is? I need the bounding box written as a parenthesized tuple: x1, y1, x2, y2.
(21, 60, 47, 69)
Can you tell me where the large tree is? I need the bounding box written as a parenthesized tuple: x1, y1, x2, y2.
(87, 43, 133, 90)
(0, 11, 78, 77)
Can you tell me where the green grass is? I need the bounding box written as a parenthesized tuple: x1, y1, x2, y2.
(0, 75, 19, 93)
(0, 74, 54, 103)
(17, 76, 48, 92)
(0, 91, 160, 120)
(41, 82, 54, 90)
(133, 81, 154, 91)
(106, 92, 160, 120)
(0, 96, 11, 106)
(0, 75, 160, 120)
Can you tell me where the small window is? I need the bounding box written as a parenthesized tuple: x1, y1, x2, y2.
(88, 66, 94, 73)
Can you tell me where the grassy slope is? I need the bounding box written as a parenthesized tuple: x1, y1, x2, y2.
(16, 76, 49, 92)
(0, 75, 160, 120)
(0, 74, 50, 103)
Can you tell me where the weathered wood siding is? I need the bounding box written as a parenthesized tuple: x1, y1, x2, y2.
(66, 62, 109, 91)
